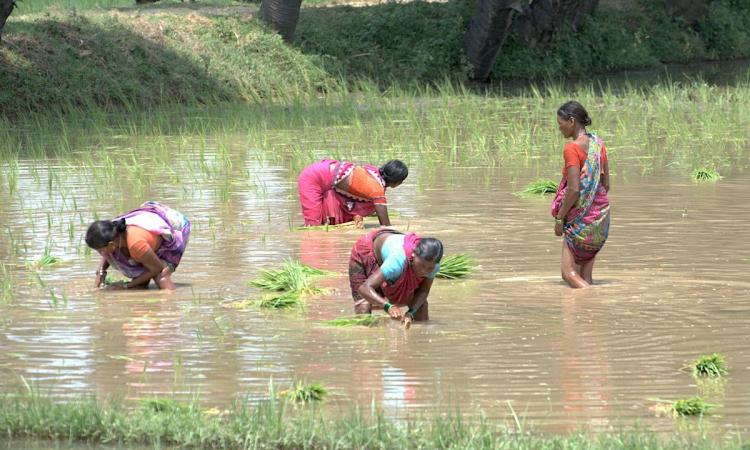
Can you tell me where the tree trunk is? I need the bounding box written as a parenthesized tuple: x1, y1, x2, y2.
(512, 0, 600, 49)
(260, 0, 303, 43)
(0, 0, 15, 42)
(464, 0, 520, 81)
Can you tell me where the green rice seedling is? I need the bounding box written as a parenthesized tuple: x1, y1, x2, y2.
(517, 178, 559, 196)
(0, 263, 13, 304)
(280, 382, 327, 403)
(250, 260, 331, 292)
(254, 291, 305, 309)
(692, 353, 728, 378)
(324, 315, 385, 327)
(671, 397, 717, 417)
(436, 254, 476, 279)
(692, 168, 721, 182)
(104, 273, 129, 286)
(27, 248, 61, 270)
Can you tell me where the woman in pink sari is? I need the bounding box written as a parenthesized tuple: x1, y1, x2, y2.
(349, 228, 442, 328)
(551, 101, 610, 288)
(85, 201, 190, 291)
(297, 159, 408, 227)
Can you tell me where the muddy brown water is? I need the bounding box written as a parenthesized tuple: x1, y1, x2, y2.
(1, 150, 749, 436)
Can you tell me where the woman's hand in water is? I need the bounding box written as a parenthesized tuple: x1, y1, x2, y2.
(95, 271, 106, 288)
(387, 304, 403, 320)
(155, 267, 177, 291)
(353, 215, 364, 229)
(105, 282, 128, 290)
(402, 315, 412, 330)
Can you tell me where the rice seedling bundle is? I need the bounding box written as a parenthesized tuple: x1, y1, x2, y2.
(692, 353, 728, 378)
(294, 222, 356, 232)
(281, 382, 327, 403)
(518, 178, 559, 196)
(254, 291, 304, 309)
(671, 396, 716, 417)
(324, 315, 385, 327)
(27, 253, 61, 269)
(250, 260, 330, 292)
(692, 168, 721, 182)
(436, 254, 475, 279)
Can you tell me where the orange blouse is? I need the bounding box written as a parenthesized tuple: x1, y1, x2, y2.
(562, 142, 608, 175)
(336, 166, 387, 205)
(126, 226, 158, 260)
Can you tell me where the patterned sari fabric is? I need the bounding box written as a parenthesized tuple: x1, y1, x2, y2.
(551, 134, 610, 263)
(108, 201, 191, 278)
(298, 159, 385, 226)
(349, 229, 424, 307)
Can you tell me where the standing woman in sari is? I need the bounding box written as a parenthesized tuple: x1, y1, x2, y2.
(85, 201, 191, 291)
(349, 228, 443, 328)
(551, 101, 610, 288)
(298, 159, 408, 228)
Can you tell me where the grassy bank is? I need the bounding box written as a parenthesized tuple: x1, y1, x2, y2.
(2, 0, 750, 115)
(0, 393, 744, 449)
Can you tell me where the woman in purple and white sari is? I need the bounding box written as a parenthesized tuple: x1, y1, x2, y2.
(85, 201, 190, 291)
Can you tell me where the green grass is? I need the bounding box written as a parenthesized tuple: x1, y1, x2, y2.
(672, 396, 717, 417)
(518, 178, 559, 196)
(0, 392, 743, 449)
(324, 314, 385, 327)
(692, 167, 722, 182)
(249, 260, 331, 292)
(436, 254, 476, 280)
(280, 382, 328, 403)
(692, 353, 728, 378)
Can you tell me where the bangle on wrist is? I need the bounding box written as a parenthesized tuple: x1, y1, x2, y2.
(407, 308, 416, 320)
(384, 302, 393, 312)
(96, 269, 107, 276)
(555, 216, 564, 224)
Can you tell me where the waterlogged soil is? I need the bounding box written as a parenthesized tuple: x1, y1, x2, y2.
(1, 119, 750, 434)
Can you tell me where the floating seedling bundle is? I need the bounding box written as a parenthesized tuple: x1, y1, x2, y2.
(436, 254, 476, 279)
(691, 353, 728, 378)
(324, 315, 385, 327)
(671, 396, 717, 417)
(517, 179, 559, 196)
(692, 168, 721, 182)
(250, 260, 331, 292)
(280, 382, 328, 403)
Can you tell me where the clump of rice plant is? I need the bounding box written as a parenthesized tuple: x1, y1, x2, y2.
(436, 254, 476, 279)
(140, 397, 189, 413)
(254, 291, 305, 309)
(692, 168, 721, 182)
(324, 315, 385, 327)
(671, 396, 716, 417)
(27, 248, 61, 269)
(692, 353, 728, 378)
(250, 260, 331, 292)
(280, 382, 327, 403)
(104, 273, 129, 286)
(517, 179, 558, 196)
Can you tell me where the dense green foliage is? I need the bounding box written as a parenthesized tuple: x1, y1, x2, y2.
(2, 0, 750, 115)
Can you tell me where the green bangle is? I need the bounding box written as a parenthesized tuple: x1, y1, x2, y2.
(407, 308, 416, 320)
(384, 302, 393, 312)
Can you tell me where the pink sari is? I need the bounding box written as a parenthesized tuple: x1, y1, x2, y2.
(297, 159, 383, 226)
(551, 133, 610, 263)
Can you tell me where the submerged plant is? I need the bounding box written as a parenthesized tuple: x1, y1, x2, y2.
(294, 222, 357, 232)
(436, 254, 476, 279)
(250, 260, 331, 292)
(671, 396, 717, 417)
(692, 168, 721, 182)
(280, 382, 327, 403)
(324, 315, 385, 327)
(692, 353, 728, 378)
(141, 398, 190, 414)
(517, 179, 559, 196)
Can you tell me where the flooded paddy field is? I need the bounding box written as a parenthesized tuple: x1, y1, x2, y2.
(1, 76, 749, 436)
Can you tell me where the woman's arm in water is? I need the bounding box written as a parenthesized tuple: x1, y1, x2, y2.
(357, 268, 403, 319)
(374, 204, 391, 226)
(95, 257, 110, 287)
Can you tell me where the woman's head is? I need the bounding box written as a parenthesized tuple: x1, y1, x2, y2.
(557, 100, 592, 138)
(380, 160, 408, 188)
(412, 237, 443, 278)
(85, 219, 127, 254)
